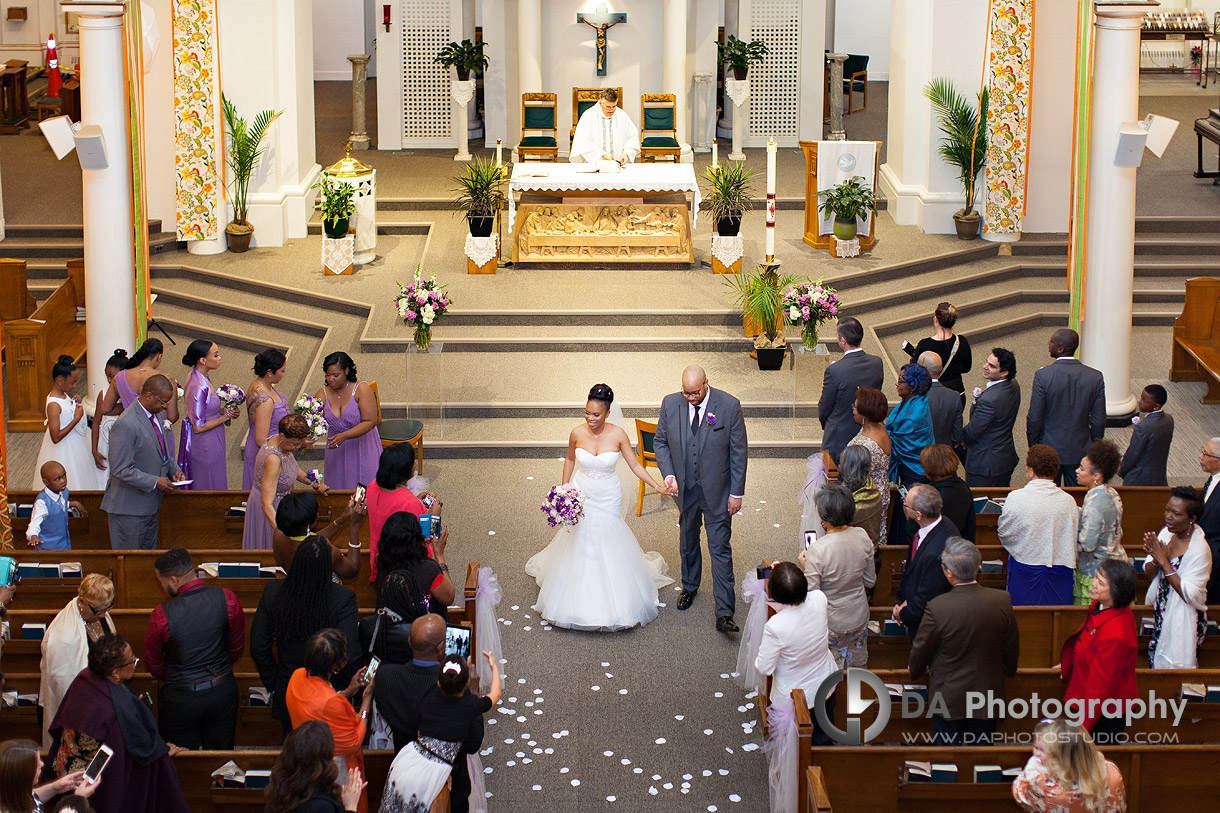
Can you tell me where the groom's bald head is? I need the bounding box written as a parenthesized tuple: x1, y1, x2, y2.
(682, 366, 708, 405)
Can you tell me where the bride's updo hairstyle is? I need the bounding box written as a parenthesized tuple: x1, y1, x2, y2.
(588, 384, 614, 408)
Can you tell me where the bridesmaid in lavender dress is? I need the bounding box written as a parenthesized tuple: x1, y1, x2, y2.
(315, 352, 382, 490)
(243, 348, 291, 490)
(177, 339, 240, 490)
(98, 338, 181, 419)
(243, 414, 329, 549)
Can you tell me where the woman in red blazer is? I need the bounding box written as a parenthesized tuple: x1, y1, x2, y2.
(1061, 557, 1140, 745)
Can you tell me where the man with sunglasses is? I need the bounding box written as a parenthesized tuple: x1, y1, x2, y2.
(1200, 438, 1220, 603)
(100, 373, 185, 549)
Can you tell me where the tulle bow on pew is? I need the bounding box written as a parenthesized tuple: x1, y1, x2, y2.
(475, 567, 504, 690)
(798, 452, 827, 533)
(763, 695, 799, 813)
(735, 571, 769, 695)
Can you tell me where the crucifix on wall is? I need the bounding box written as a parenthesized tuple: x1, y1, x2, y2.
(576, 3, 625, 76)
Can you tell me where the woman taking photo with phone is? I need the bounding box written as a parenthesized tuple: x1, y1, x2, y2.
(0, 739, 97, 813)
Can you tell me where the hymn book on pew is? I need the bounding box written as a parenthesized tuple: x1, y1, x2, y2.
(903, 761, 958, 783)
(973, 766, 1023, 783)
(248, 687, 271, 706)
(211, 761, 269, 788)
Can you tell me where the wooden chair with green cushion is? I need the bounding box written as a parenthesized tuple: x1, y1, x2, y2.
(843, 53, 869, 114)
(518, 92, 558, 162)
(368, 380, 424, 474)
(635, 418, 661, 516)
(640, 93, 681, 162)
(570, 86, 623, 146)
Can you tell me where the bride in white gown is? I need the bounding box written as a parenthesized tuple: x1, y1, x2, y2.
(526, 384, 675, 631)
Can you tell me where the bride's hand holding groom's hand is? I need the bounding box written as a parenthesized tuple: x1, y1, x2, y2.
(662, 475, 679, 497)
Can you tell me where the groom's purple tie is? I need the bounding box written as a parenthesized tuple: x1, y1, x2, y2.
(149, 413, 167, 459)
(691, 404, 701, 435)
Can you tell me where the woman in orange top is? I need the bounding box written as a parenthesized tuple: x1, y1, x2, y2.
(286, 629, 375, 813)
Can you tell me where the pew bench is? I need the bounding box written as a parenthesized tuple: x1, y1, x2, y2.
(1170, 276, 1220, 403)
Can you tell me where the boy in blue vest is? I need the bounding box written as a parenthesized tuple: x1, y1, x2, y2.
(27, 461, 88, 550)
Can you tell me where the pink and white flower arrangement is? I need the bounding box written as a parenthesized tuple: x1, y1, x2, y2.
(216, 384, 246, 426)
(395, 266, 452, 351)
(293, 394, 329, 440)
(782, 278, 840, 350)
(541, 483, 585, 528)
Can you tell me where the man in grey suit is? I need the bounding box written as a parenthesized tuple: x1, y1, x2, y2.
(101, 374, 184, 549)
(1026, 328, 1106, 487)
(962, 348, 1021, 487)
(818, 316, 884, 464)
(1119, 385, 1174, 486)
(654, 365, 748, 633)
(918, 351, 964, 451)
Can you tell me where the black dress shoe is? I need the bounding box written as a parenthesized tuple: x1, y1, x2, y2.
(676, 589, 697, 611)
(716, 616, 740, 633)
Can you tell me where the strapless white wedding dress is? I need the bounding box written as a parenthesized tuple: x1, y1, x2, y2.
(526, 449, 673, 631)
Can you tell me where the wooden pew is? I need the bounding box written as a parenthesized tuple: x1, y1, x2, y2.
(1170, 276, 1220, 403)
(1, 259, 86, 431)
(805, 766, 834, 813)
(0, 258, 36, 322)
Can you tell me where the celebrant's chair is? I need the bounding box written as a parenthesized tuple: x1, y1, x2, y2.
(570, 86, 623, 146)
(369, 380, 425, 474)
(635, 419, 661, 516)
(517, 92, 558, 162)
(843, 54, 869, 114)
(640, 94, 681, 162)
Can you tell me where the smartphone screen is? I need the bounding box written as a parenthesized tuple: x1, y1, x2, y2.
(445, 625, 471, 658)
(354, 483, 367, 503)
(364, 655, 381, 682)
(422, 494, 436, 508)
(803, 530, 817, 550)
(83, 744, 113, 784)
(898, 485, 909, 499)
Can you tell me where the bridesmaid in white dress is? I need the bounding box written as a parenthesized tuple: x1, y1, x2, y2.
(526, 384, 674, 631)
(31, 355, 104, 491)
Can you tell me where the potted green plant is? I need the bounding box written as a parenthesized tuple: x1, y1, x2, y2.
(435, 39, 488, 81)
(221, 93, 283, 252)
(452, 156, 506, 237)
(703, 163, 755, 237)
(923, 77, 989, 240)
(724, 264, 798, 370)
(717, 35, 769, 80)
(312, 175, 356, 239)
(814, 175, 878, 242)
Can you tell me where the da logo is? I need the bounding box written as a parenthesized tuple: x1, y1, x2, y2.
(813, 668, 890, 745)
(836, 153, 857, 172)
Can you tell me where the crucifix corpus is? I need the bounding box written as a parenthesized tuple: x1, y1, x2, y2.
(577, 5, 625, 76)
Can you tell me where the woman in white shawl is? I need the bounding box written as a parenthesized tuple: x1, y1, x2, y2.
(1143, 487, 1212, 669)
(39, 574, 116, 747)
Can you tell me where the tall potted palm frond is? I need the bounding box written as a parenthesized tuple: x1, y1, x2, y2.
(222, 93, 283, 252)
(435, 39, 488, 81)
(703, 163, 755, 236)
(724, 264, 798, 370)
(452, 156, 506, 236)
(923, 78, 988, 240)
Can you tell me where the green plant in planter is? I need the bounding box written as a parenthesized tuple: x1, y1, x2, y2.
(221, 94, 283, 251)
(717, 35, 769, 80)
(815, 175, 878, 241)
(923, 77, 989, 238)
(435, 39, 488, 81)
(312, 176, 357, 239)
(703, 163, 756, 237)
(724, 264, 799, 349)
(452, 156, 506, 237)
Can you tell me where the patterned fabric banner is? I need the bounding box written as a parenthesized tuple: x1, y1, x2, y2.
(173, 0, 221, 241)
(983, 0, 1035, 236)
(1067, 0, 1095, 330)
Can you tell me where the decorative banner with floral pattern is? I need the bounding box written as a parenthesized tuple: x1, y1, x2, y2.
(172, 0, 221, 241)
(982, 0, 1034, 237)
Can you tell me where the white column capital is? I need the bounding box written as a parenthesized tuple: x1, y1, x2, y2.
(61, 2, 125, 21)
(1094, 2, 1158, 26)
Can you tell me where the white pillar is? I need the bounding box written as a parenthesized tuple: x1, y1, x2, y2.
(717, 0, 738, 139)
(462, 0, 482, 140)
(518, 0, 542, 94)
(1080, 1, 1153, 420)
(69, 2, 137, 401)
(663, 0, 688, 145)
(691, 72, 713, 152)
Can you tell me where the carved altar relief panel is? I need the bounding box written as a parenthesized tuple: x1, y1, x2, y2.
(513, 203, 692, 263)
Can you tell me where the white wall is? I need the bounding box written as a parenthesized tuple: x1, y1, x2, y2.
(1022, 0, 1074, 234)
(313, 0, 365, 80)
(833, 0, 890, 80)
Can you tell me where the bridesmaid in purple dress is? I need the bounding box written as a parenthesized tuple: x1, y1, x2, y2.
(243, 414, 329, 549)
(177, 339, 240, 490)
(316, 352, 382, 490)
(243, 348, 291, 490)
(98, 338, 181, 420)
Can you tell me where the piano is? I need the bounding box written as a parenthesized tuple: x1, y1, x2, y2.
(1194, 109, 1220, 183)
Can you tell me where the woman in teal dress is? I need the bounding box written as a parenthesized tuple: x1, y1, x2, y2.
(885, 363, 935, 488)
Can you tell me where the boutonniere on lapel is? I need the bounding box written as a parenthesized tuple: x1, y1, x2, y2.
(161, 419, 172, 430)
(706, 412, 717, 427)
(971, 386, 982, 407)
(1131, 415, 1141, 426)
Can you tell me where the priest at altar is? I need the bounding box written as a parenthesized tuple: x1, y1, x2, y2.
(570, 88, 640, 165)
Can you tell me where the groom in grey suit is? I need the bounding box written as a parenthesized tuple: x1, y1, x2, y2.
(654, 366, 748, 632)
(101, 374, 184, 549)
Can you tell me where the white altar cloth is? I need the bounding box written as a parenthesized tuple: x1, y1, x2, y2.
(507, 163, 700, 232)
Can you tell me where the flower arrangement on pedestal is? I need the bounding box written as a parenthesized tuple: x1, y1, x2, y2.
(782, 279, 840, 350)
(395, 267, 451, 351)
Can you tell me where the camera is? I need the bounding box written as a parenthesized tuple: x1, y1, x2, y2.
(0, 557, 19, 587)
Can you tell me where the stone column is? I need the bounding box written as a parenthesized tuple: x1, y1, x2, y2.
(826, 52, 847, 140)
(1080, 1, 1154, 420)
(348, 54, 371, 150)
(663, 0, 688, 145)
(691, 72, 713, 152)
(518, 0, 542, 94)
(462, 0, 482, 141)
(717, 0, 738, 139)
(726, 79, 749, 161)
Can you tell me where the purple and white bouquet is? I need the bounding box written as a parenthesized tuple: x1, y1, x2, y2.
(293, 394, 329, 440)
(305, 469, 323, 485)
(216, 384, 246, 426)
(541, 484, 585, 528)
(782, 278, 840, 350)
(395, 266, 452, 351)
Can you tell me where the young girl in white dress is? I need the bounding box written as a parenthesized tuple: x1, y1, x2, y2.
(31, 355, 104, 491)
(526, 384, 674, 631)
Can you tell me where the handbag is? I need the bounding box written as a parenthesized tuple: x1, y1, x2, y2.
(359, 568, 431, 663)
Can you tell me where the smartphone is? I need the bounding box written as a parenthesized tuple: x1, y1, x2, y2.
(898, 485, 909, 499)
(422, 494, 436, 509)
(354, 483, 367, 503)
(803, 530, 818, 550)
(755, 565, 773, 580)
(901, 340, 914, 356)
(445, 624, 472, 658)
(83, 744, 114, 784)
(364, 655, 381, 683)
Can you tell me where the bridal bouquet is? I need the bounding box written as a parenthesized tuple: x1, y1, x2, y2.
(782, 278, 840, 350)
(541, 484, 585, 528)
(216, 384, 245, 426)
(293, 394, 329, 440)
(395, 266, 452, 352)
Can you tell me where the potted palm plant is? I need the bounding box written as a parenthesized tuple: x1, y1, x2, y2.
(221, 94, 283, 252)
(312, 175, 356, 238)
(724, 264, 798, 370)
(452, 156, 505, 237)
(435, 39, 488, 81)
(924, 77, 989, 240)
(703, 163, 755, 237)
(717, 35, 769, 81)
(815, 175, 878, 242)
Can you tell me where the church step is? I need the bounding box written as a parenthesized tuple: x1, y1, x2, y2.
(0, 231, 182, 259)
(1, 220, 167, 239)
(1135, 215, 1220, 233)
(371, 401, 825, 421)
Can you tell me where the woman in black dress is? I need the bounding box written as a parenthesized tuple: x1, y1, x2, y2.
(903, 302, 972, 394)
(264, 721, 366, 813)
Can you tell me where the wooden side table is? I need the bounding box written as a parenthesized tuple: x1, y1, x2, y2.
(0, 66, 30, 133)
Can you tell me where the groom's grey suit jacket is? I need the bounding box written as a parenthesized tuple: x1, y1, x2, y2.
(653, 387, 748, 514)
(101, 400, 181, 517)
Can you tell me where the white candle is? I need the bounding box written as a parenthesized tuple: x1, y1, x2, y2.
(496, 139, 503, 166)
(712, 140, 718, 170)
(766, 137, 776, 195)
(765, 137, 777, 258)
